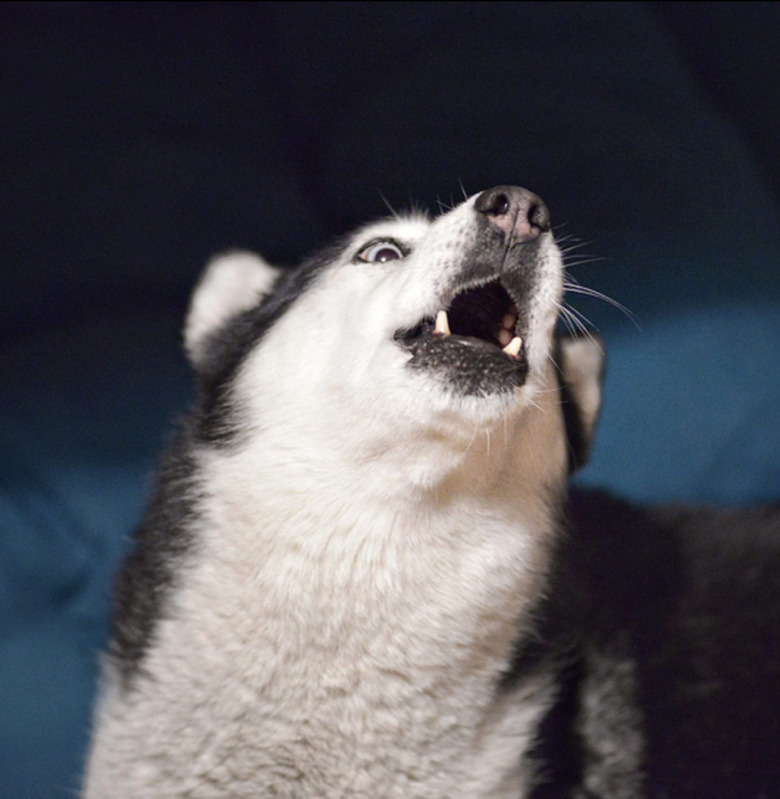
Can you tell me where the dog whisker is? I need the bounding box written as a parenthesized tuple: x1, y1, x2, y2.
(563, 279, 639, 328)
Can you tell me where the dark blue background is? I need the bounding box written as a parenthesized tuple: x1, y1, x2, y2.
(1, 4, 778, 796)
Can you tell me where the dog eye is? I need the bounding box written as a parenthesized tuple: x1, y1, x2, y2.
(357, 240, 405, 263)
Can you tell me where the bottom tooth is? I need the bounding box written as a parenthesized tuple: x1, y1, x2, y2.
(502, 336, 523, 357)
(434, 310, 451, 336)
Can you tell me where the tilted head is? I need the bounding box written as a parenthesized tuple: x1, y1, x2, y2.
(183, 186, 603, 494)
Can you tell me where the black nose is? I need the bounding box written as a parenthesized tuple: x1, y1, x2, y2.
(474, 185, 550, 240)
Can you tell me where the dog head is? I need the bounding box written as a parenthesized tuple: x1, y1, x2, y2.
(183, 187, 603, 493)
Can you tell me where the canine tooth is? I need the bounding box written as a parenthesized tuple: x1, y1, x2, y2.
(502, 336, 523, 357)
(435, 310, 451, 336)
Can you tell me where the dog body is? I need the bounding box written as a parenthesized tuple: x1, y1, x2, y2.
(84, 187, 598, 797)
(84, 187, 780, 798)
(555, 491, 780, 798)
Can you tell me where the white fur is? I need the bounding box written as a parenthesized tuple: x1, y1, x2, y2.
(185, 250, 281, 368)
(85, 193, 583, 798)
(559, 335, 604, 446)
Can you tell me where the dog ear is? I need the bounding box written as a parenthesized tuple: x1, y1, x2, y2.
(557, 333, 606, 473)
(184, 251, 281, 371)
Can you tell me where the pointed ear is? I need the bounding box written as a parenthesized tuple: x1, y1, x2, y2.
(184, 251, 282, 371)
(557, 333, 606, 473)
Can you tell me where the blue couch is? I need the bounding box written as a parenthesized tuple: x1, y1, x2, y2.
(1, 4, 778, 796)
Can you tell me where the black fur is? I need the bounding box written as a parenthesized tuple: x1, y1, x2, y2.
(110, 425, 201, 687)
(406, 332, 529, 396)
(527, 489, 780, 798)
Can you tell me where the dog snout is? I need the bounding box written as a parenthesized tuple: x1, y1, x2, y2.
(474, 186, 550, 241)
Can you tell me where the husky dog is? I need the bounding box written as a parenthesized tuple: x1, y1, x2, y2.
(84, 187, 780, 798)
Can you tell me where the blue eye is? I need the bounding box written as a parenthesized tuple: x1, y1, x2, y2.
(357, 240, 405, 263)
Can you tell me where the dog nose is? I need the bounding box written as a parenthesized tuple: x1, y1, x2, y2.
(474, 186, 550, 241)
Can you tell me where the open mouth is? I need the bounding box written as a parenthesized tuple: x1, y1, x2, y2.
(394, 279, 529, 393)
(396, 279, 524, 357)
(440, 280, 523, 356)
